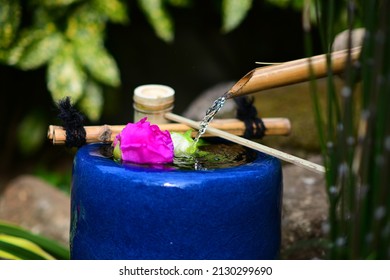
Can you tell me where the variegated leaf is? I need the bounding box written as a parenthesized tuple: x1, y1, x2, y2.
(75, 41, 120, 87)
(47, 43, 86, 102)
(18, 32, 64, 70)
(41, 0, 82, 7)
(0, 234, 54, 260)
(222, 0, 253, 33)
(137, 0, 174, 42)
(79, 79, 104, 122)
(66, 3, 105, 44)
(93, 0, 129, 24)
(0, 0, 21, 48)
(6, 23, 56, 66)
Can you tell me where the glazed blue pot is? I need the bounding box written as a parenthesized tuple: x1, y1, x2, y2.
(70, 143, 282, 260)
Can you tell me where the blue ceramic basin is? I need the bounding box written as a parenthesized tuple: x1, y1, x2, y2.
(70, 143, 282, 259)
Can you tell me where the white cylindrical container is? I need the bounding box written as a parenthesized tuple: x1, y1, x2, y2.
(133, 84, 175, 124)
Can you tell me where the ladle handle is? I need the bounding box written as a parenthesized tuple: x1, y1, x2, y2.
(227, 47, 361, 98)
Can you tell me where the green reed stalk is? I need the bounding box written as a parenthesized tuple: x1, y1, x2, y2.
(307, 0, 390, 259)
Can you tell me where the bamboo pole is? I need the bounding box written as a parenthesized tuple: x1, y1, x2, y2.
(47, 117, 291, 145)
(227, 47, 361, 98)
(165, 113, 325, 174)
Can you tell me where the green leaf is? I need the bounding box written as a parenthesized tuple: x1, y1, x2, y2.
(167, 0, 192, 8)
(66, 3, 106, 44)
(0, 235, 54, 260)
(47, 42, 86, 102)
(0, 240, 47, 260)
(222, 0, 253, 33)
(17, 111, 46, 155)
(78, 79, 104, 122)
(6, 23, 57, 66)
(0, 48, 8, 63)
(113, 140, 121, 160)
(0, 0, 21, 48)
(93, 0, 129, 24)
(138, 0, 174, 42)
(75, 41, 120, 87)
(41, 0, 82, 7)
(0, 248, 20, 259)
(171, 130, 197, 156)
(18, 31, 64, 70)
(266, 0, 304, 9)
(0, 221, 69, 260)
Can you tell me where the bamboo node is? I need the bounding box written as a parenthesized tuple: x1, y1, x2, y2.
(98, 125, 113, 142)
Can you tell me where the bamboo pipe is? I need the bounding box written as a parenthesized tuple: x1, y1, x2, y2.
(226, 47, 361, 98)
(47, 117, 291, 145)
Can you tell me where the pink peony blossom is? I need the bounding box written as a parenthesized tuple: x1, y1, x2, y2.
(114, 117, 174, 164)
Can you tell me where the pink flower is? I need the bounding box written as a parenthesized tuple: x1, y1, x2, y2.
(113, 118, 174, 164)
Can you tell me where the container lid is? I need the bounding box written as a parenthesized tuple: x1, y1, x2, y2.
(133, 84, 175, 108)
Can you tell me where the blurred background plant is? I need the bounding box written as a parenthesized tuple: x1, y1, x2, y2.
(304, 0, 389, 259)
(1, 0, 315, 183)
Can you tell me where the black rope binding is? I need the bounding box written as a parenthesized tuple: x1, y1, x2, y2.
(57, 97, 86, 148)
(234, 96, 266, 139)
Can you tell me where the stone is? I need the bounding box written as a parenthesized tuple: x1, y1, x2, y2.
(0, 175, 70, 246)
(280, 155, 328, 259)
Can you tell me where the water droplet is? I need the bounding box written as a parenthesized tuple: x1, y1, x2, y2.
(375, 206, 386, 220)
(329, 186, 338, 195)
(337, 123, 344, 132)
(384, 136, 390, 151)
(347, 136, 355, 146)
(336, 237, 346, 247)
(338, 162, 349, 175)
(327, 141, 334, 149)
(322, 222, 330, 234)
(341, 86, 352, 98)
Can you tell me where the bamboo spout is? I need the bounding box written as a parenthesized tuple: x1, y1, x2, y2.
(226, 47, 361, 98)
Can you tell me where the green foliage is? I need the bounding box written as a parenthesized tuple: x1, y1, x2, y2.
(0, 221, 69, 260)
(79, 79, 104, 122)
(0, 0, 300, 123)
(306, 0, 390, 259)
(138, 0, 175, 42)
(266, 0, 304, 9)
(93, 0, 129, 24)
(222, 0, 253, 33)
(17, 111, 47, 155)
(75, 42, 120, 88)
(18, 31, 64, 70)
(0, 0, 125, 122)
(40, 0, 82, 7)
(47, 42, 86, 102)
(0, 0, 21, 49)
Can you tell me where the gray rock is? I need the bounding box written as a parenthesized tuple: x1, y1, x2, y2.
(281, 155, 328, 259)
(0, 175, 70, 246)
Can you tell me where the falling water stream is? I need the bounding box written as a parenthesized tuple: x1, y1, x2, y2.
(192, 93, 228, 146)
